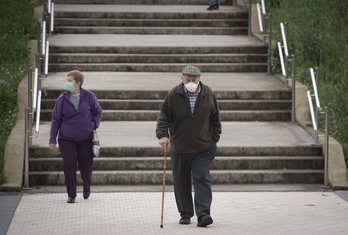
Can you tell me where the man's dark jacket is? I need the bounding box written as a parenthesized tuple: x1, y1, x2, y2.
(156, 82, 222, 153)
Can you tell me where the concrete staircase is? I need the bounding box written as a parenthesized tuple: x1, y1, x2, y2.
(49, 3, 267, 73)
(40, 89, 292, 122)
(28, 0, 324, 186)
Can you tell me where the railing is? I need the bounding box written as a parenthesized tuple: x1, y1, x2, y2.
(242, 0, 252, 36)
(24, 0, 54, 189)
(256, 0, 272, 74)
(306, 67, 330, 187)
(277, 22, 296, 123)
(256, 1, 329, 187)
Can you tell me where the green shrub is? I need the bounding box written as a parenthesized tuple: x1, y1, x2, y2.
(0, 0, 40, 183)
(268, 0, 348, 164)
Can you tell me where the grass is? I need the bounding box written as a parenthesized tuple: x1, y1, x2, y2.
(0, 0, 40, 183)
(267, 0, 348, 165)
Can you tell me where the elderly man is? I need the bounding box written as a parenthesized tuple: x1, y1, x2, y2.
(156, 65, 222, 227)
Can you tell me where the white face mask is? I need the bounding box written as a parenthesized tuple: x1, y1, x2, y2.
(184, 82, 199, 92)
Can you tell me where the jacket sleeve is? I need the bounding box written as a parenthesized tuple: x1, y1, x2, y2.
(91, 93, 103, 130)
(49, 96, 63, 145)
(210, 92, 222, 143)
(156, 92, 172, 139)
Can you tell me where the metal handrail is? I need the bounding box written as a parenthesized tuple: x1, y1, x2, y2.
(277, 20, 296, 123)
(44, 41, 50, 76)
(306, 67, 330, 187)
(24, 0, 53, 189)
(256, 1, 272, 74)
(257, 0, 329, 186)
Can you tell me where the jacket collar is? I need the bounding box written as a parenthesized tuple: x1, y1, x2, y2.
(63, 87, 86, 99)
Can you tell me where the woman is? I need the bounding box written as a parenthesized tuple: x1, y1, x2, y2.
(49, 70, 102, 203)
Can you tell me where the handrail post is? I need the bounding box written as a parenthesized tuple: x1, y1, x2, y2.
(314, 68, 319, 139)
(291, 54, 296, 123)
(36, 21, 41, 56)
(28, 68, 33, 146)
(324, 106, 329, 187)
(243, 0, 252, 36)
(50, 0, 55, 34)
(23, 107, 30, 190)
(248, 0, 251, 36)
(267, 13, 272, 74)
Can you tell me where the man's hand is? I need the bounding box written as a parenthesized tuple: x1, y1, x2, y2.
(159, 137, 170, 153)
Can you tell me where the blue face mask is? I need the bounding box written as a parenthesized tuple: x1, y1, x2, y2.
(66, 82, 76, 92)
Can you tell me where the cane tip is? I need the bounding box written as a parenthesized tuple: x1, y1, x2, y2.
(160, 225, 163, 228)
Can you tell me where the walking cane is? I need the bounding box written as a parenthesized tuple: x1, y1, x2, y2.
(160, 149, 167, 228)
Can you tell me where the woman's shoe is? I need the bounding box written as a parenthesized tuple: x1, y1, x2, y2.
(67, 197, 75, 203)
(83, 191, 90, 199)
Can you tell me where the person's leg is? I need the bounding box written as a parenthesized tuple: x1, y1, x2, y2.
(208, 0, 217, 6)
(76, 139, 94, 196)
(58, 139, 78, 199)
(208, 0, 219, 7)
(170, 151, 194, 220)
(191, 144, 217, 219)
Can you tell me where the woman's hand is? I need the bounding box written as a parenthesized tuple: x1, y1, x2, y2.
(49, 144, 56, 150)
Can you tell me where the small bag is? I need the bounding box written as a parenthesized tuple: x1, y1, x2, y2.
(92, 130, 100, 157)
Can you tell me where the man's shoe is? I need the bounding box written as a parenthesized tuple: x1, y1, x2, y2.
(67, 197, 75, 203)
(207, 5, 219, 10)
(179, 218, 191, 225)
(197, 215, 213, 227)
(83, 191, 90, 199)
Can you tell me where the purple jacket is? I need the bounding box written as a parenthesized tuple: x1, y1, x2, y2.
(49, 88, 103, 145)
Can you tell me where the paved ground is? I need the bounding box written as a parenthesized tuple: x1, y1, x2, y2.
(1, 186, 348, 235)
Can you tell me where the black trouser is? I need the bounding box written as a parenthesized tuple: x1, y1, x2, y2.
(58, 139, 94, 199)
(170, 143, 217, 219)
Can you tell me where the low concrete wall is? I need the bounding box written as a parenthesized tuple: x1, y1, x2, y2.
(0, 42, 34, 191)
(293, 78, 348, 189)
(273, 55, 348, 189)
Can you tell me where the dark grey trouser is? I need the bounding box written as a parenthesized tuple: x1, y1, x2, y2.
(170, 143, 217, 219)
(58, 139, 94, 199)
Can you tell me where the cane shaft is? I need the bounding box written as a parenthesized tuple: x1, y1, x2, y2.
(160, 150, 167, 228)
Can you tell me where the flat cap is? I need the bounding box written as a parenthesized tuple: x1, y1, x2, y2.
(181, 65, 201, 76)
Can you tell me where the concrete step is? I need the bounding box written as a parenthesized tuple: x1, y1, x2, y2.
(28, 169, 324, 185)
(53, 26, 247, 35)
(49, 45, 268, 54)
(40, 110, 291, 122)
(29, 145, 323, 159)
(54, 7, 244, 20)
(55, 18, 247, 27)
(42, 89, 291, 101)
(41, 99, 291, 111)
(29, 156, 324, 172)
(55, 0, 234, 5)
(53, 5, 247, 35)
(48, 63, 268, 73)
(28, 121, 323, 185)
(49, 53, 267, 64)
(54, 11, 246, 20)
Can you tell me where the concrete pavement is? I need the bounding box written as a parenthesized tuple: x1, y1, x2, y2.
(2, 186, 348, 235)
